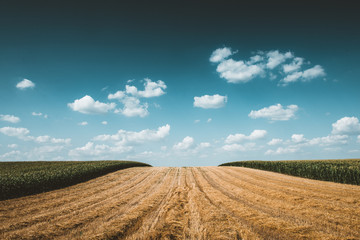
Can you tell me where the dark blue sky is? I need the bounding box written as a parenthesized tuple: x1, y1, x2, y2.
(1, 0, 359, 166)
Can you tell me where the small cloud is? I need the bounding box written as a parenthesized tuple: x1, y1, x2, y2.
(291, 134, 306, 143)
(16, 79, 35, 89)
(108, 91, 126, 100)
(68, 95, 116, 114)
(194, 94, 227, 109)
(249, 103, 298, 121)
(216, 59, 264, 83)
(0, 127, 30, 140)
(358, 135, 360, 143)
(32, 112, 48, 119)
(331, 117, 360, 135)
(8, 144, 18, 148)
(280, 65, 325, 86)
(79, 121, 88, 126)
(101, 86, 109, 91)
(114, 96, 149, 118)
(265, 146, 298, 155)
(194, 119, 200, 124)
(207, 118, 212, 123)
(266, 50, 293, 69)
(222, 142, 256, 152)
(125, 78, 167, 98)
(267, 138, 283, 146)
(0, 114, 20, 123)
(173, 136, 194, 150)
(101, 121, 108, 125)
(209, 47, 233, 63)
(225, 129, 267, 144)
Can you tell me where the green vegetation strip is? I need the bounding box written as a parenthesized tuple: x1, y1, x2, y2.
(0, 161, 151, 200)
(220, 159, 360, 185)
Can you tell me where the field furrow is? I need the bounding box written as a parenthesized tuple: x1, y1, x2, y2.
(1, 166, 360, 239)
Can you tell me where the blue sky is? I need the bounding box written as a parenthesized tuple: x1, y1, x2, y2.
(0, 1, 359, 166)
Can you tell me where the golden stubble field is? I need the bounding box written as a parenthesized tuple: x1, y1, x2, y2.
(1, 166, 360, 239)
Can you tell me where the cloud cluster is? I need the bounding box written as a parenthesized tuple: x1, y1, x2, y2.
(16, 79, 35, 89)
(68, 95, 116, 114)
(193, 94, 227, 109)
(249, 104, 298, 121)
(210, 47, 326, 86)
(70, 124, 170, 158)
(0, 126, 71, 144)
(0, 114, 20, 123)
(331, 116, 360, 135)
(225, 129, 267, 144)
(108, 79, 166, 117)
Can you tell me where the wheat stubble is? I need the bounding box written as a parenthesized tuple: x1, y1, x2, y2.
(1, 166, 359, 239)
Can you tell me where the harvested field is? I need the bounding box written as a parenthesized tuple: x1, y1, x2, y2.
(1, 166, 360, 239)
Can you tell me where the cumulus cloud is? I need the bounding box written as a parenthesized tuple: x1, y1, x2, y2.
(102, 121, 108, 125)
(281, 65, 325, 86)
(0, 127, 30, 140)
(194, 94, 227, 109)
(0, 150, 22, 160)
(125, 79, 167, 98)
(307, 135, 348, 146)
(69, 142, 132, 157)
(32, 112, 48, 118)
(266, 50, 293, 69)
(267, 138, 283, 145)
(93, 124, 170, 145)
(108, 91, 125, 100)
(115, 96, 149, 118)
(222, 142, 256, 152)
(332, 117, 360, 135)
(79, 121, 88, 126)
(173, 136, 195, 150)
(68, 95, 116, 114)
(209, 47, 233, 63)
(291, 134, 306, 143)
(249, 104, 298, 121)
(210, 48, 325, 86)
(225, 129, 267, 144)
(0, 114, 20, 123)
(16, 79, 35, 89)
(0, 126, 71, 144)
(216, 59, 264, 83)
(283, 57, 304, 73)
(265, 146, 298, 155)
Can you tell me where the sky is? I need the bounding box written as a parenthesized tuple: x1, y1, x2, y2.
(0, 0, 359, 166)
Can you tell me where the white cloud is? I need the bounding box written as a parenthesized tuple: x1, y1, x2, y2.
(225, 129, 267, 144)
(281, 65, 325, 86)
(50, 138, 71, 144)
(79, 121, 88, 126)
(209, 47, 233, 63)
(358, 135, 360, 143)
(291, 134, 306, 143)
(69, 142, 132, 157)
(307, 135, 348, 146)
(32, 112, 48, 119)
(210, 48, 325, 86)
(193, 94, 227, 109)
(16, 79, 35, 89)
(194, 119, 200, 124)
(222, 142, 256, 152)
(283, 57, 303, 73)
(0, 114, 20, 123)
(93, 124, 170, 145)
(8, 144, 18, 148)
(198, 142, 211, 148)
(108, 91, 125, 100)
(207, 118, 212, 123)
(265, 146, 298, 155)
(115, 96, 149, 118)
(216, 59, 264, 83)
(102, 121, 108, 125)
(173, 136, 195, 150)
(266, 50, 293, 69)
(249, 104, 298, 121)
(35, 135, 51, 143)
(267, 138, 283, 145)
(332, 117, 360, 135)
(0, 150, 22, 160)
(68, 95, 116, 114)
(125, 79, 167, 98)
(0, 127, 30, 140)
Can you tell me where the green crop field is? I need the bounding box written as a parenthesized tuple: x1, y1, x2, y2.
(220, 159, 360, 185)
(0, 160, 151, 200)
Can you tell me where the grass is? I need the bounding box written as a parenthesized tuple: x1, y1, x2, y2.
(0, 160, 151, 200)
(220, 159, 360, 185)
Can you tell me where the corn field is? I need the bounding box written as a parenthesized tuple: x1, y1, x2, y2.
(0, 161, 150, 200)
(220, 159, 360, 185)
